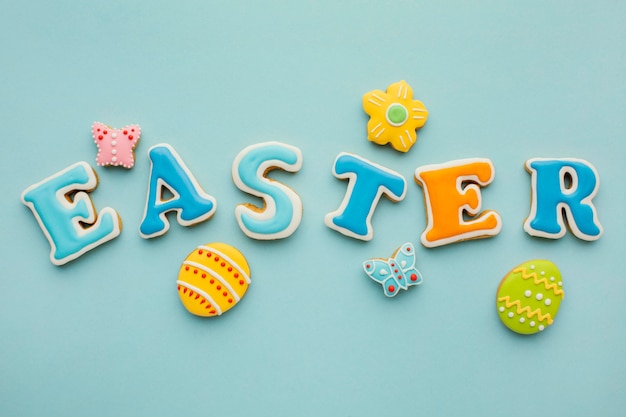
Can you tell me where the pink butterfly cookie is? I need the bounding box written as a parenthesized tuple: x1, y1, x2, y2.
(92, 122, 141, 169)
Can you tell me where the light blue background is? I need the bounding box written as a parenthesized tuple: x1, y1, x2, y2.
(1, 1, 624, 415)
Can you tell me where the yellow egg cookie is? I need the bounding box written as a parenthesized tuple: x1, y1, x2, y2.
(496, 260, 564, 334)
(177, 242, 251, 317)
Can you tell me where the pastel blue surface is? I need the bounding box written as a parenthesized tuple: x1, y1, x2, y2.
(1, 1, 624, 416)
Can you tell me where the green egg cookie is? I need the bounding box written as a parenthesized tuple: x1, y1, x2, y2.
(496, 260, 564, 335)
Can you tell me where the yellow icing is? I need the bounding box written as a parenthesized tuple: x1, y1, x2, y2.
(513, 267, 564, 298)
(497, 296, 553, 324)
(362, 80, 429, 153)
(177, 242, 251, 317)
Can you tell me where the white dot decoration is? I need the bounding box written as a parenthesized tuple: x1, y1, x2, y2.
(524, 290, 532, 298)
(545, 298, 552, 306)
(558, 281, 563, 287)
(535, 293, 543, 301)
(508, 312, 514, 318)
(530, 265, 535, 270)
(519, 317, 525, 323)
(540, 271, 545, 276)
(111, 140, 117, 146)
(499, 307, 505, 312)
(530, 321, 536, 327)
(538, 325, 545, 331)
(111, 132, 117, 139)
(111, 149, 117, 155)
(112, 156, 117, 162)
(550, 276, 555, 282)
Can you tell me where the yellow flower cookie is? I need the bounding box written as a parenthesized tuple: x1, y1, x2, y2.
(362, 80, 429, 153)
(496, 260, 564, 334)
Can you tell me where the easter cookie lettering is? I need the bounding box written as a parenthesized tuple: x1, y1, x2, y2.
(524, 158, 602, 241)
(325, 153, 406, 241)
(139, 144, 217, 239)
(414, 158, 502, 248)
(20, 83, 604, 267)
(232, 142, 303, 240)
(22, 149, 603, 265)
(21, 161, 122, 266)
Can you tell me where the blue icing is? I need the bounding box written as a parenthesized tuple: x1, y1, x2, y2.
(139, 144, 216, 238)
(363, 242, 423, 297)
(233, 142, 302, 240)
(21, 161, 121, 265)
(325, 153, 406, 241)
(525, 158, 602, 240)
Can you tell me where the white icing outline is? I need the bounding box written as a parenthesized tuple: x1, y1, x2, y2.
(523, 157, 603, 241)
(183, 261, 240, 301)
(155, 178, 180, 204)
(197, 245, 251, 284)
(139, 143, 217, 239)
(414, 157, 502, 248)
(176, 280, 222, 315)
(20, 161, 122, 266)
(385, 103, 409, 127)
(232, 141, 303, 240)
(324, 152, 407, 241)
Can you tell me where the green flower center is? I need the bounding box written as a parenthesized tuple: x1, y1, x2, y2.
(386, 104, 408, 126)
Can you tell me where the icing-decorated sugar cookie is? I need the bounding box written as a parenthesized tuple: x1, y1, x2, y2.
(496, 260, 564, 334)
(362, 80, 429, 153)
(21, 161, 122, 266)
(177, 242, 251, 317)
(232, 142, 303, 240)
(524, 157, 602, 241)
(325, 152, 406, 241)
(414, 158, 502, 248)
(363, 242, 423, 297)
(139, 144, 217, 239)
(92, 122, 141, 168)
